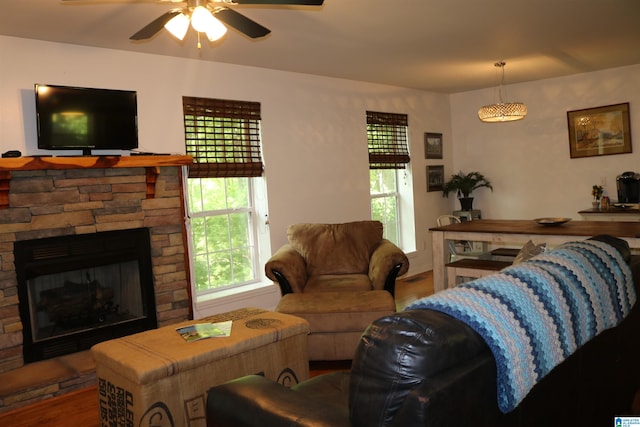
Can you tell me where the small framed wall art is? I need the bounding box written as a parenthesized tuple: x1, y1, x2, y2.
(424, 132, 443, 159)
(567, 103, 632, 158)
(427, 165, 444, 192)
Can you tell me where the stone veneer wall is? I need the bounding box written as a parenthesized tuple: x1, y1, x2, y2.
(0, 165, 191, 374)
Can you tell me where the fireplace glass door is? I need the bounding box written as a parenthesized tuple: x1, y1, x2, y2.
(15, 228, 157, 362)
(29, 260, 144, 341)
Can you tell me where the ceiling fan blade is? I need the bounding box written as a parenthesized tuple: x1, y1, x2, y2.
(232, 0, 323, 5)
(215, 8, 271, 39)
(130, 10, 181, 40)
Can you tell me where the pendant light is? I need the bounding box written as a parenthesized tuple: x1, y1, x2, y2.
(478, 61, 527, 123)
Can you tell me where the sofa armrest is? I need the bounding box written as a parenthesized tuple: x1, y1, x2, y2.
(265, 244, 308, 294)
(368, 239, 409, 294)
(349, 309, 490, 426)
(389, 354, 499, 427)
(206, 375, 350, 427)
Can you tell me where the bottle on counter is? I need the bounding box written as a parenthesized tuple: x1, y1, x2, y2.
(601, 196, 610, 209)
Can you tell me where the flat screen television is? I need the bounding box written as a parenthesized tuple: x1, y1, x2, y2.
(35, 84, 138, 156)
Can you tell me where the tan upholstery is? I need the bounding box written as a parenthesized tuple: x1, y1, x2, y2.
(276, 290, 396, 360)
(287, 221, 382, 276)
(267, 221, 409, 361)
(91, 308, 309, 426)
(266, 221, 409, 295)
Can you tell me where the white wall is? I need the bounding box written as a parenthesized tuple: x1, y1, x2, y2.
(0, 36, 451, 313)
(5, 36, 635, 311)
(450, 65, 640, 221)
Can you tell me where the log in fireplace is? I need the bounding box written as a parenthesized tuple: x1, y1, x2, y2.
(14, 228, 157, 363)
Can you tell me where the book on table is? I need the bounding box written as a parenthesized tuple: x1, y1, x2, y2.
(176, 321, 232, 342)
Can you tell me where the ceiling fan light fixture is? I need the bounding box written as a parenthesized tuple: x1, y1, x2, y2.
(205, 16, 228, 41)
(478, 61, 527, 123)
(190, 6, 214, 33)
(164, 12, 190, 41)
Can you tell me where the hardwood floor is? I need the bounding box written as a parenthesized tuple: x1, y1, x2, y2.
(0, 271, 433, 427)
(395, 269, 433, 310)
(1, 387, 99, 427)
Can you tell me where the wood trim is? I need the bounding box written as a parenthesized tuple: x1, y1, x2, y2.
(0, 171, 10, 209)
(0, 155, 192, 208)
(0, 155, 192, 171)
(145, 167, 160, 199)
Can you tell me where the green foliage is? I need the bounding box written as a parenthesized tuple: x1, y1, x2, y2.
(370, 169, 400, 245)
(442, 171, 493, 198)
(188, 177, 255, 293)
(592, 184, 603, 200)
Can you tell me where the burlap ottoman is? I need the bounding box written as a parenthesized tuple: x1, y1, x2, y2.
(91, 307, 309, 427)
(276, 290, 396, 361)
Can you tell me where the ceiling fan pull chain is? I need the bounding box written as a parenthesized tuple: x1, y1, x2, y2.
(197, 32, 202, 49)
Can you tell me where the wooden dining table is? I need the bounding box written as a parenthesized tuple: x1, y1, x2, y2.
(430, 219, 640, 292)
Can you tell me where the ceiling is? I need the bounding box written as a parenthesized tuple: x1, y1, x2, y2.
(2, 0, 640, 93)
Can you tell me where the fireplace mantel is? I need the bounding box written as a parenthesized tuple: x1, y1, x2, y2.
(0, 155, 192, 208)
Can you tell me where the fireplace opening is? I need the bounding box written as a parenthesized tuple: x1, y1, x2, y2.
(15, 228, 157, 363)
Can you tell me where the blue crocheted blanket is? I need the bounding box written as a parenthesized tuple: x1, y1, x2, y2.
(406, 240, 636, 413)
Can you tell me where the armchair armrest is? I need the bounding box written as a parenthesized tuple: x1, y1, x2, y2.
(206, 375, 350, 427)
(265, 244, 308, 294)
(368, 239, 409, 295)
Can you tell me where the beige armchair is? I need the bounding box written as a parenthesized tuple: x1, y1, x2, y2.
(266, 221, 410, 360)
(265, 221, 409, 296)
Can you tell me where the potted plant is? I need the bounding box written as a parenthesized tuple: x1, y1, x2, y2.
(442, 171, 493, 211)
(591, 184, 603, 209)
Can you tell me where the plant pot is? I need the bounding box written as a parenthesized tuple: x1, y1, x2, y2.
(459, 197, 474, 211)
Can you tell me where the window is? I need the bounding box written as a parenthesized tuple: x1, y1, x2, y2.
(366, 111, 411, 247)
(370, 169, 400, 244)
(182, 97, 266, 296)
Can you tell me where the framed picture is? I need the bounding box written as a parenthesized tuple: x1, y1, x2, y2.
(427, 165, 444, 192)
(567, 103, 632, 158)
(425, 132, 443, 159)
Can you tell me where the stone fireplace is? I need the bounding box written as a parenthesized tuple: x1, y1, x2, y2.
(0, 156, 192, 384)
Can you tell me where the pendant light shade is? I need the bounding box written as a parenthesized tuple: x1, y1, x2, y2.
(478, 102, 528, 122)
(478, 61, 527, 123)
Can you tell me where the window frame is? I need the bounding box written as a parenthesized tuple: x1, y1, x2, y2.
(370, 169, 402, 246)
(186, 177, 261, 296)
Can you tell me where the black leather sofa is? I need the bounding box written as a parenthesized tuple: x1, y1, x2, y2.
(206, 235, 640, 427)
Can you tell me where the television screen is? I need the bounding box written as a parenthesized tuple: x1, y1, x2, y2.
(35, 84, 138, 155)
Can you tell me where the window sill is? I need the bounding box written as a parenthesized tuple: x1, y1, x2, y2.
(192, 281, 281, 318)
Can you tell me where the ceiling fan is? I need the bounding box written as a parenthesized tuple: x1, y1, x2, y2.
(64, 0, 324, 44)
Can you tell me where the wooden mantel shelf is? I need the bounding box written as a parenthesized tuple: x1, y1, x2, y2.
(0, 155, 192, 171)
(0, 155, 193, 208)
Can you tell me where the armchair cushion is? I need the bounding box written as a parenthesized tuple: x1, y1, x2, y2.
(304, 274, 372, 293)
(287, 221, 384, 277)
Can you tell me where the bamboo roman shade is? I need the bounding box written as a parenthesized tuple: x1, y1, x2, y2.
(182, 97, 264, 178)
(366, 111, 410, 169)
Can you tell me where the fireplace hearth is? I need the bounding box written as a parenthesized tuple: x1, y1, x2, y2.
(15, 228, 157, 363)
